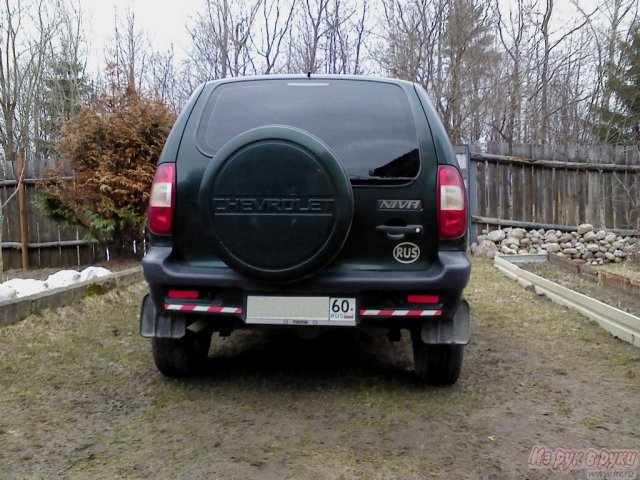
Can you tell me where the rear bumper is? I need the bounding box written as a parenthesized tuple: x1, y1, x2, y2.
(141, 247, 470, 334)
(142, 247, 471, 294)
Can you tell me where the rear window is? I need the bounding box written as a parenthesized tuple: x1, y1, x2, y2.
(196, 79, 420, 179)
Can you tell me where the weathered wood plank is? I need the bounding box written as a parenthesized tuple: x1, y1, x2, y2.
(471, 152, 640, 172)
(471, 216, 638, 236)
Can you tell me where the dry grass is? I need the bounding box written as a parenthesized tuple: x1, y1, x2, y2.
(594, 260, 640, 282)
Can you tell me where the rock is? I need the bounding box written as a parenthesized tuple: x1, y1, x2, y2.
(517, 249, 529, 255)
(476, 235, 486, 244)
(563, 248, 578, 255)
(614, 250, 627, 258)
(595, 252, 605, 259)
(596, 230, 607, 240)
(605, 252, 615, 261)
(481, 229, 488, 234)
(572, 259, 586, 265)
(582, 251, 594, 260)
(501, 246, 516, 255)
(486, 229, 505, 243)
(528, 248, 538, 254)
(577, 223, 593, 235)
(583, 231, 598, 242)
(520, 238, 532, 246)
(614, 257, 623, 263)
(586, 244, 600, 253)
(604, 233, 617, 243)
(509, 228, 527, 239)
(473, 240, 498, 258)
(544, 233, 559, 243)
(559, 233, 573, 243)
(545, 243, 562, 253)
(503, 237, 520, 247)
(612, 241, 623, 249)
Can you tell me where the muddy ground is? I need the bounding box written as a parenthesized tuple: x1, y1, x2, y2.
(1, 258, 639, 479)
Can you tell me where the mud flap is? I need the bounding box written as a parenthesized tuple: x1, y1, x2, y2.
(140, 294, 186, 339)
(420, 299, 470, 345)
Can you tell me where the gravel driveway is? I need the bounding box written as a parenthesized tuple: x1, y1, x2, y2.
(1, 258, 638, 479)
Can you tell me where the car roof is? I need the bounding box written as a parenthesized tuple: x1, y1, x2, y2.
(203, 74, 416, 89)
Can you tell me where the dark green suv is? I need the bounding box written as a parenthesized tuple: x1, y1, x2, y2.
(140, 75, 471, 384)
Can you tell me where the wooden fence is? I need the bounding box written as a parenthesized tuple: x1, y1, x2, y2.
(468, 143, 640, 239)
(1, 143, 639, 270)
(0, 158, 101, 271)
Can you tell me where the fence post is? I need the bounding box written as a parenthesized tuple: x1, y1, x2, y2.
(0, 213, 3, 272)
(465, 144, 477, 243)
(17, 155, 29, 270)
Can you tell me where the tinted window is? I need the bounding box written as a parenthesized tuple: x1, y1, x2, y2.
(196, 79, 420, 179)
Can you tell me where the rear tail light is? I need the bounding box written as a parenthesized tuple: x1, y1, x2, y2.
(408, 295, 440, 304)
(437, 165, 467, 239)
(148, 163, 176, 235)
(168, 289, 199, 299)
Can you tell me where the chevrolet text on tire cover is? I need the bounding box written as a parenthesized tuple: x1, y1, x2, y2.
(140, 75, 471, 384)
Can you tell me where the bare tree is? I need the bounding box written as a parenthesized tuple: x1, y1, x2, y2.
(492, 0, 530, 149)
(322, 0, 369, 74)
(252, 0, 297, 74)
(105, 9, 149, 92)
(297, 0, 330, 73)
(186, 0, 260, 83)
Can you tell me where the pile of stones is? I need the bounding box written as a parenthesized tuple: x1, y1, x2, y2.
(471, 223, 639, 265)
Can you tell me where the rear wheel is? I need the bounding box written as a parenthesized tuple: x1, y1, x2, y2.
(411, 332, 464, 385)
(151, 331, 212, 378)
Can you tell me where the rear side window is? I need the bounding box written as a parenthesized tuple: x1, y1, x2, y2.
(196, 79, 420, 179)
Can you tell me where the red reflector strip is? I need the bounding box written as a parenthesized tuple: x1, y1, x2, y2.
(164, 303, 243, 314)
(168, 290, 199, 299)
(407, 295, 440, 304)
(359, 309, 442, 317)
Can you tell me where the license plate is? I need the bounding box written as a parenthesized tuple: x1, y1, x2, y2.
(246, 296, 357, 326)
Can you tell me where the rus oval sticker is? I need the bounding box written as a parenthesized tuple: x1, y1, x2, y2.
(393, 242, 420, 264)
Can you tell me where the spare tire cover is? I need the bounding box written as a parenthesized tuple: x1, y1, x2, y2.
(198, 125, 353, 282)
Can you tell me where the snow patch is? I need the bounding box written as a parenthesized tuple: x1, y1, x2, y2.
(46, 270, 81, 289)
(3, 278, 48, 298)
(79, 266, 112, 282)
(0, 266, 112, 300)
(0, 284, 17, 301)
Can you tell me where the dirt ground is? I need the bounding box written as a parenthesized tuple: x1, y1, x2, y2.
(1, 258, 639, 479)
(522, 261, 640, 317)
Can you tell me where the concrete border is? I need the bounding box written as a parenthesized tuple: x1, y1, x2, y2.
(0, 267, 143, 327)
(494, 255, 640, 348)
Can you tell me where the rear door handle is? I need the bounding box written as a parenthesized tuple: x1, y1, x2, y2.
(376, 224, 423, 239)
